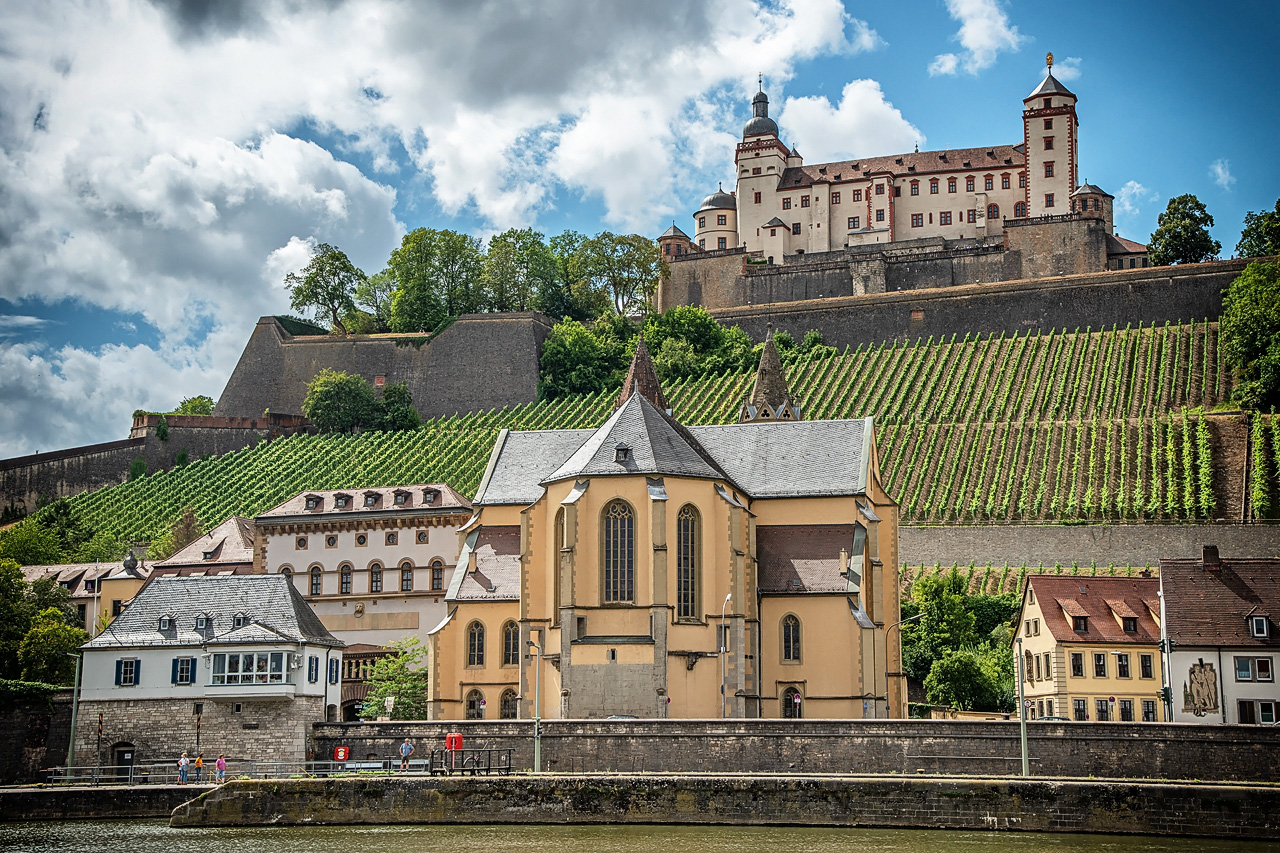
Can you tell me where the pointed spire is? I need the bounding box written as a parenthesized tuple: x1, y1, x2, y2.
(741, 324, 799, 423)
(617, 337, 669, 412)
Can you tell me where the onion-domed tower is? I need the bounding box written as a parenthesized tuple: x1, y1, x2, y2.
(693, 183, 738, 251)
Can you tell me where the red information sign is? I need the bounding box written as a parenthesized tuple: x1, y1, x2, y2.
(333, 746, 350, 761)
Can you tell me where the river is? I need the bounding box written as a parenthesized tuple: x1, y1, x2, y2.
(4, 821, 1280, 853)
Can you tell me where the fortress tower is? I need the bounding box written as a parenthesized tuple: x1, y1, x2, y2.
(1022, 53, 1079, 217)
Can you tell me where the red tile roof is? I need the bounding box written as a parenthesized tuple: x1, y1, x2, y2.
(1161, 556, 1280, 648)
(757, 524, 857, 593)
(1027, 575, 1160, 645)
(258, 484, 470, 518)
(780, 144, 1025, 190)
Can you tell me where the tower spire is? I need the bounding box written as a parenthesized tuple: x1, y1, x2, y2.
(617, 337, 669, 412)
(740, 324, 800, 423)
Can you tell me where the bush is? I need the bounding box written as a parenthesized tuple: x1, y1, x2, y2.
(128, 457, 148, 481)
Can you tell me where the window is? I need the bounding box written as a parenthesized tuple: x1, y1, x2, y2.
(939, 211, 951, 226)
(394, 491, 407, 506)
(910, 181, 919, 196)
(717, 214, 726, 225)
(967, 209, 976, 223)
(875, 184, 885, 195)
(1116, 653, 1131, 678)
(698, 216, 706, 227)
(847, 217, 859, 230)
(984, 176, 993, 191)
(754, 191, 762, 204)
(417, 530, 428, 544)
(1119, 699, 1134, 722)
(1019, 173, 1027, 188)
(752, 167, 761, 175)
(875, 210, 885, 223)
(792, 222, 801, 234)
(115, 658, 139, 686)
(431, 560, 444, 591)
(1044, 118, 1053, 130)
(602, 500, 635, 603)
(782, 686, 802, 719)
(196, 615, 208, 629)
(966, 177, 975, 192)
(1258, 658, 1273, 682)
(1034, 654, 1041, 680)
(1073, 615, 1087, 633)
(385, 532, 397, 546)
(172, 657, 195, 685)
(1140, 654, 1153, 679)
(852, 189, 862, 202)
(210, 652, 287, 685)
(340, 565, 352, 595)
(1046, 698, 1054, 716)
(1262, 702, 1277, 724)
(1073, 698, 1087, 720)
(987, 203, 999, 221)
(370, 565, 383, 593)
(502, 621, 520, 666)
(1014, 201, 1028, 218)
(800, 196, 810, 208)
(310, 568, 322, 596)
(364, 493, 378, 508)
(676, 505, 699, 621)
(326, 535, 338, 548)
(1095, 699, 1111, 721)
(466, 689, 485, 720)
(467, 621, 485, 667)
(1142, 699, 1157, 722)
(1044, 162, 1055, 178)
(911, 213, 923, 228)
(1121, 616, 1137, 634)
(159, 616, 172, 630)
(356, 534, 367, 546)
(1238, 700, 1257, 725)
(929, 179, 938, 194)
(334, 494, 349, 509)
(1043, 136, 1054, 150)
(1236, 657, 1254, 681)
(304, 495, 320, 510)
(1071, 652, 1084, 677)
(1002, 175, 1010, 189)
(1094, 653, 1107, 678)
(400, 562, 414, 591)
(1045, 193, 1055, 208)
(947, 178, 956, 193)
(112, 599, 123, 617)
(307, 656, 319, 683)
(782, 198, 791, 210)
(718, 237, 727, 250)
(782, 614, 801, 662)
(1251, 616, 1269, 638)
(500, 689, 519, 720)
(831, 192, 840, 204)
(1043, 652, 1051, 677)
(233, 614, 249, 628)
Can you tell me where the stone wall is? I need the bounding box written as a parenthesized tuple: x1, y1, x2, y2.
(0, 689, 72, 783)
(73, 696, 325, 768)
(214, 313, 553, 422)
(0, 785, 202, 821)
(1004, 215, 1110, 280)
(311, 718, 1280, 782)
(171, 774, 1280, 839)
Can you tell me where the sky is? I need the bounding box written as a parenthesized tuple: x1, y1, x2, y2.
(0, 0, 1276, 458)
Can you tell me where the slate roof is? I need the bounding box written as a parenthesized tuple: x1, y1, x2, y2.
(1161, 554, 1280, 648)
(658, 224, 690, 239)
(154, 516, 254, 570)
(742, 332, 797, 421)
(451, 526, 521, 602)
(473, 428, 595, 505)
(757, 525, 857, 593)
(689, 418, 871, 498)
(84, 575, 342, 649)
(779, 144, 1024, 191)
(1071, 183, 1112, 198)
(617, 337, 669, 412)
(698, 186, 737, 211)
(257, 484, 469, 519)
(1026, 71, 1076, 100)
(1027, 576, 1161, 645)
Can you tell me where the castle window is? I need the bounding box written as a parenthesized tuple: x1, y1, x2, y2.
(852, 189, 862, 201)
(676, 505, 699, 621)
(1045, 193, 1055, 208)
(718, 237, 727, 250)
(502, 620, 520, 666)
(1002, 175, 1010, 189)
(717, 215, 727, 225)
(948, 178, 956, 193)
(988, 203, 1000, 221)
(1015, 201, 1028, 218)
(385, 531, 397, 546)
(1044, 162, 1054, 178)
(601, 500, 635, 604)
(370, 564, 383, 592)
(400, 562, 414, 591)
(1044, 118, 1053, 130)
(310, 567, 322, 596)
(875, 184, 884, 195)
(340, 564, 352, 594)
(847, 217, 859, 230)
(500, 689, 519, 719)
(782, 686, 802, 719)
(792, 222, 801, 234)
(984, 176, 994, 191)
(752, 167, 761, 175)
(831, 192, 840, 204)
(698, 239, 705, 249)
(1019, 173, 1027, 188)
(754, 191, 761, 204)
(966, 177, 975, 192)
(911, 213, 923, 228)
(939, 211, 952, 226)
(698, 216, 706, 228)
(465, 689, 485, 719)
(467, 621, 485, 667)
(875, 210, 884, 222)
(800, 195, 810, 208)
(967, 209, 976, 223)
(431, 559, 444, 590)
(1043, 136, 1054, 150)
(1043, 98, 1051, 108)
(782, 198, 791, 210)
(910, 181, 919, 196)
(782, 614, 801, 663)
(929, 179, 938, 194)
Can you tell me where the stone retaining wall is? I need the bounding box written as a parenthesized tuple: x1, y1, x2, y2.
(0, 784, 207, 821)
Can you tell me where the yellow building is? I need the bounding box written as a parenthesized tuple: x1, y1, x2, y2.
(425, 337, 901, 720)
(1014, 575, 1165, 722)
(24, 557, 150, 637)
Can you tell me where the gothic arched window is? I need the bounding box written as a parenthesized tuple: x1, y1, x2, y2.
(500, 689, 519, 720)
(465, 689, 485, 720)
(502, 621, 520, 666)
(467, 621, 485, 667)
(782, 615, 801, 663)
(782, 686, 803, 719)
(601, 500, 635, 603)
(676, 505, 699, 621)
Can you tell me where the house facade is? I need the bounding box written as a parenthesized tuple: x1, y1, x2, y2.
(1013, 574, 1165, 722)
(1161, 547, 1280, 725)
(75, 575, 343, 768)
(24, 557, 149, 637)
(425, 337, 901, 721)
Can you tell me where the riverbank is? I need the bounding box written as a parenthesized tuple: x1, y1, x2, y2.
(0, 783, 215, 821)
(171, 775, 1280, 839)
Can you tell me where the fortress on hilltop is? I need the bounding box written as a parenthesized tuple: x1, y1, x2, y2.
(658, 56, 1151, 312)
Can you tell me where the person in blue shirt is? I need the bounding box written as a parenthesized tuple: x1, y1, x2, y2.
(399, 738, 415, 770)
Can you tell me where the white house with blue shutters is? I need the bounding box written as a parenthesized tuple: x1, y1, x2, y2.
(75, 575, 345, 768)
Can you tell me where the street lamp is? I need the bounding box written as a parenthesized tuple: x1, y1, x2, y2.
(526, 639, 542, 773)
(880, 612, 923, 719)
(63, 652, 82, 772)
(1016, 635, 1029, 776)
(720, 592, 732, 719)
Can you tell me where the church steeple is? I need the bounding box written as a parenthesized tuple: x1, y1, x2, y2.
(740, 327, 800, 423)
(617, 337, 670, 413)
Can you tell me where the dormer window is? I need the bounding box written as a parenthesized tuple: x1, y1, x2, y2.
(202, 551, 215, 561)
(393, 490, 409, 506)
(1122, 617, 1138, 634)
(1252, 616, 1270, 638)
(615, 444, 631, 465)
(158, 616, 172, 630)
(334, 493, 351, 509)
(304, 494, 322, 510)
(233, 614, 248, 629)
(422, 488, 439, 505)
(1073, 616, 1088, 634)
(364, 492, 379, 508)
(196, 615, 208, 630)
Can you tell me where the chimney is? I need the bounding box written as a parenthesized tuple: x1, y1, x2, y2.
(1202, 545, 1221, 570)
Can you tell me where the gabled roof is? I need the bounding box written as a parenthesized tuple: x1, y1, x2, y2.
(450, 526, 521, 602)
(1026, 71, 1076, 100)
(1026, 575, 1160, 645)
(257, 484, 470, 519)
(779, 144, 1024, 191)
(689, 418, 871, 498)
(83, 575, 342, 649)
(154, 516, 254, 569)
(1107, 234, 1148, 255)
(757, 525, 858, 594)
(762, 217, 788, 228)
(1161, 554, 1280, 647)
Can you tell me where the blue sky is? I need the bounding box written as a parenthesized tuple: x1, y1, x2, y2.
(0, 0, 1276, 457)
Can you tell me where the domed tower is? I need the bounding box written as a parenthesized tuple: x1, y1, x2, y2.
(1070, 182, 1114, 234)
(1023, 53, 1078, 217)
(743, 88, 779, 140)
(735, 80, 791, 254)
(693, 183, 738, 252)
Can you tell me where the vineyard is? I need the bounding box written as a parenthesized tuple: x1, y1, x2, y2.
(899, 562, 1158, 597)
(52, 320, 1279, 545)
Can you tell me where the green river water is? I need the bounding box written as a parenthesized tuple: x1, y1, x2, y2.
(3, 821, 1279, 853)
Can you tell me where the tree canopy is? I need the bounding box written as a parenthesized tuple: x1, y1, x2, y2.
(359, 636, 430, 720)
(1220, 261, 1280, 410)
(174, 395, 215, 416)
(302, 370, 421, 433)
(580, 231, 668, 315)
(285, 243, 366, 335)
(0, 559, 83, 684)
(1236, 198, 1280, 260)
(1147, 194, 1221, 266)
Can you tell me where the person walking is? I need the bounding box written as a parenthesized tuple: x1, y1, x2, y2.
(399, 738, 415, 771)
(177, 752, 190, 785)
(215, 754, 227, 783)
(193, 753, 204, 783)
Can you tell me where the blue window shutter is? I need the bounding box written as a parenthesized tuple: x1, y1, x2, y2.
(134, 660, 141, 684)
(171, 658, 180, 684)
(190, 657, 198, 683)
(115, 659, 123, 685)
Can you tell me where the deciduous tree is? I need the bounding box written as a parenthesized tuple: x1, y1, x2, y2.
(483, 228, 554, 313)
(1221, 261, 1280, 410)
(174, 395, 215, 416)
(580, 232, 667, 315)
(388, 228, 484, 332)
(1236, 198, 1280, 259)
(302, 369, 382, 433)
(359, 637, 430, 720)
(1147, 194, 1221, 266)
(18, 607, 88, 685)
(284, 243, 366, 335)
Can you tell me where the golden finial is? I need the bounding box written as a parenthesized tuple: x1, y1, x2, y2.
(1046, 52, 1054, 70)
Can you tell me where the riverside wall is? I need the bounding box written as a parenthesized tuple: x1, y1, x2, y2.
(0, 690, 72, 784)
(310, 719, 1280, 783)
(0, 784, 209, 821)
(169, 775, 1280, 839)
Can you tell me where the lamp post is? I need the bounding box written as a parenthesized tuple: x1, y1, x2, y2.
(881, 612, 923, 719)
(63, 652, 82, 772)
(720, 593, 732, 719)
(1016, 635, 1029, 777)
(526, 639, 542, 773)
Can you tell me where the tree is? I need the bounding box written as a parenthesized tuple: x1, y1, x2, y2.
(359, 637, 430, 720)
(535, 230, 609, 322)
(580, 232, 668, 315)
(1220, 261, 1280, 410)
(37, 497, 92, 556)
(353, 269, 396, 333)
(924, 648, 1001, 711)
(643, 306, 754, 380)
(483, 228, 554, 313)
(1237, 199, 1280, 259)
(284, 242, 365, 335)
(0, 560, 31, 679)
(147, 505, 204, 561)
(538, 318, 631, 399)
(1147, 194, 1221, 266)
(379, 382, 421, 432)
(900, 571, 978, 681)
(174, 395, 215, 416)
(0, 521, 63, 566)
(155, 414, 169, 441)
(302, 369, 382, 433)
(388, 229, 484, 332)
(128, 457, 147, 481)
(18, 607, 87, 685)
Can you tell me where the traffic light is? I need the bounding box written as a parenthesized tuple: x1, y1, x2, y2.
(1160, 686, 1172, 703)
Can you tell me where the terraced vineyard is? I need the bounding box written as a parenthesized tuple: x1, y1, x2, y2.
(58, 321, 1259, 544)
(899, 562, 1159, 596)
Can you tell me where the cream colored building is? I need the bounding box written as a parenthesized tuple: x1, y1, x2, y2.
(1014, 575, 1165, 722)
(425, 337, 901, 720)
(25, 558, 150, 637)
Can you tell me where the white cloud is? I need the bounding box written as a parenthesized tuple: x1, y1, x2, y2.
(930, 0, 1024, 76)
(1047, 56, 1082, 81)
(1210, 158, 1235, 190)
(1115, 180, 1157, 219)
(778, 80, 925, 163)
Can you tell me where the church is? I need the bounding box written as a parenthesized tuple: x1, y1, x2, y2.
(423, 335, 902, 720)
